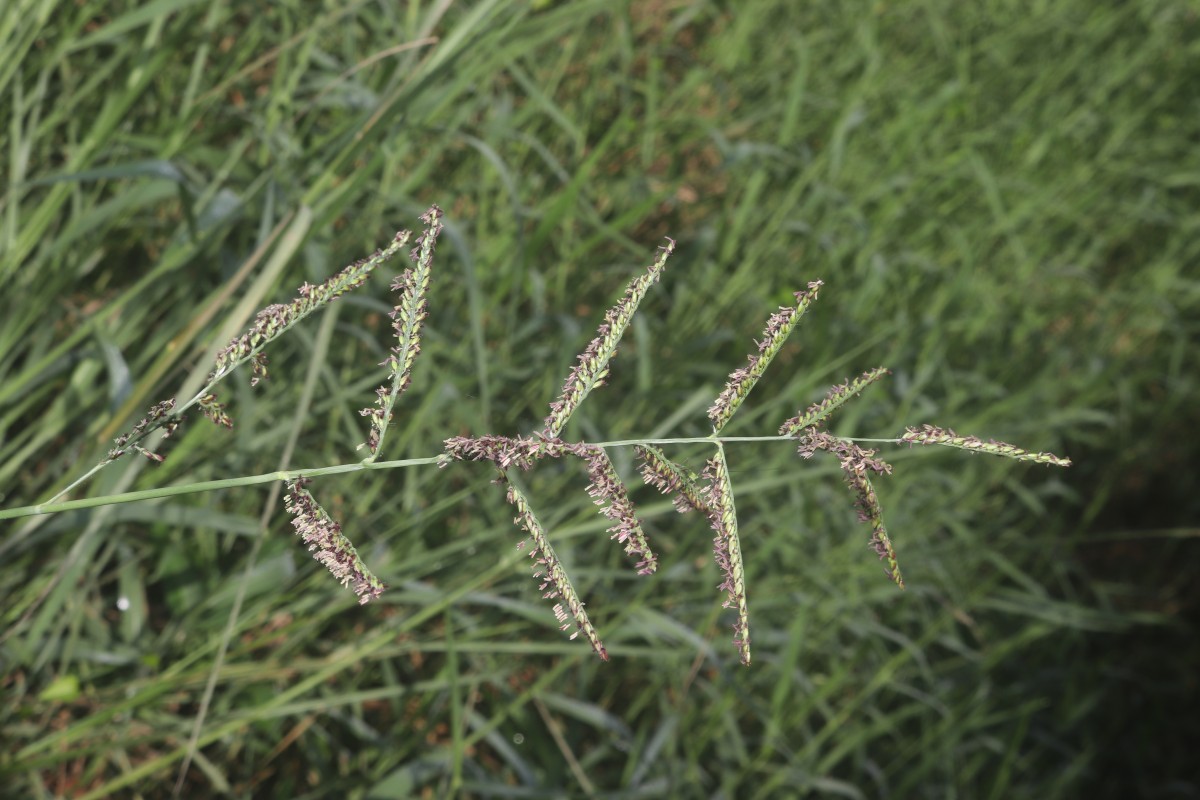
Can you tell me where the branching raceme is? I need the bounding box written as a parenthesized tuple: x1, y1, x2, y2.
(3, 205, 1071, 665)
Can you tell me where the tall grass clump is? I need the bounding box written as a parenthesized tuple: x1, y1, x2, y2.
(1, 205, 1070, 668)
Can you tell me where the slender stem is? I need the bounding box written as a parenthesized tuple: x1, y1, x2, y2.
(4, 434, 906, 521)
(1, 456, 444, 520)
(47, 463, 121, 506)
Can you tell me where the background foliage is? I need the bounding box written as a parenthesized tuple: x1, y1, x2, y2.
(2, 1, 1197, 797)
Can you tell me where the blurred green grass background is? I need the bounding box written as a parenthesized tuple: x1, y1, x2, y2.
(2, 0, 1197, 797)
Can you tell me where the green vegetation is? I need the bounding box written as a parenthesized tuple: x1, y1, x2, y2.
(2, 1, 1196, 797)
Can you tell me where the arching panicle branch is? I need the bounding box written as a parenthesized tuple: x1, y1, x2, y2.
(50, 227, 416, 504)
(797, 430, 902, 588)
(578, 445, 657, 575)
(780, 367, 891, 435)
(501, 474, 608, 661)
(703, 447, 751, 666)
(708, 280, 822, 434)
(284, 478, 385, 605)
(636, 445, 712, 516)
(211, 229, 414, 384)
(543, 239, 676, 438)
(361, 206, 444, 458)
(900, 425, 1072, 466)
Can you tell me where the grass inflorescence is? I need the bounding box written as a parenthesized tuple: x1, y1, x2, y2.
(4, 3, 1193, 795)
(3, 211, 1070, 666)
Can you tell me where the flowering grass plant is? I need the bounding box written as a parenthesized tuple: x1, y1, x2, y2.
(0, 205, 1070, 666)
